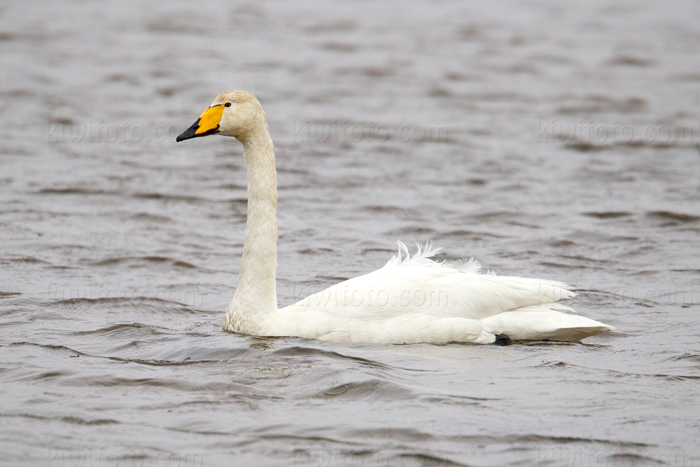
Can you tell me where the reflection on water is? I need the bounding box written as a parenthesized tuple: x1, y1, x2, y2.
(1, 0, 699, 465)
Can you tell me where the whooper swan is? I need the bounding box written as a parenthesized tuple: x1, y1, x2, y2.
(176, 91, 613, 345)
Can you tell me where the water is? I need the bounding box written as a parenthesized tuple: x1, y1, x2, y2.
(1, 0, 699, 466)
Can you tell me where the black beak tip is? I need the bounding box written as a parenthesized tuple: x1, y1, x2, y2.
(176, 120, 200, 143)
(176, 128, 195, 143)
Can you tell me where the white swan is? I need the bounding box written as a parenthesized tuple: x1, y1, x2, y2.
(176, 91, 613, 345)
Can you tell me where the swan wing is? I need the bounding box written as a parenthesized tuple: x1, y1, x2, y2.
(286, 243, 574, 321)
(268, 243, 609, 344)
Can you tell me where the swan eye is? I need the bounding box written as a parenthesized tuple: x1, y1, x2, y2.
(224, 102, 232, 107)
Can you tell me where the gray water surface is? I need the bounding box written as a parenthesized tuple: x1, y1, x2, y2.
(1, 0, 699, 466)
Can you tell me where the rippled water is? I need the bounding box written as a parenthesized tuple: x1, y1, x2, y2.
(2, 0, 699, 466)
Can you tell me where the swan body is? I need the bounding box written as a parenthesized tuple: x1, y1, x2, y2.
(177, 91, 613, 345)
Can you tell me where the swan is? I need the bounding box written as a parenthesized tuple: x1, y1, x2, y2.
(176, 90, 613, 345)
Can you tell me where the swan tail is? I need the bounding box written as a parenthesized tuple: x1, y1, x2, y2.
(480, 304, 613, 342)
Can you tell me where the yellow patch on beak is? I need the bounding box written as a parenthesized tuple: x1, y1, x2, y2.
(195, 104, 225, 135)
(176, 104, 225, 142)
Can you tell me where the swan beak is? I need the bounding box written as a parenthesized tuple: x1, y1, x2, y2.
(176, 104, 226, 142)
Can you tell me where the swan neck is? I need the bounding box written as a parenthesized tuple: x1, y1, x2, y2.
(224, 122, 278, 334)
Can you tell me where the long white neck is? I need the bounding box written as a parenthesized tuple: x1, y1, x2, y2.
(223, 121, 278, 334)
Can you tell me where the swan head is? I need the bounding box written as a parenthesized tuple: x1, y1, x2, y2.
(176, 91, 265, 143)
